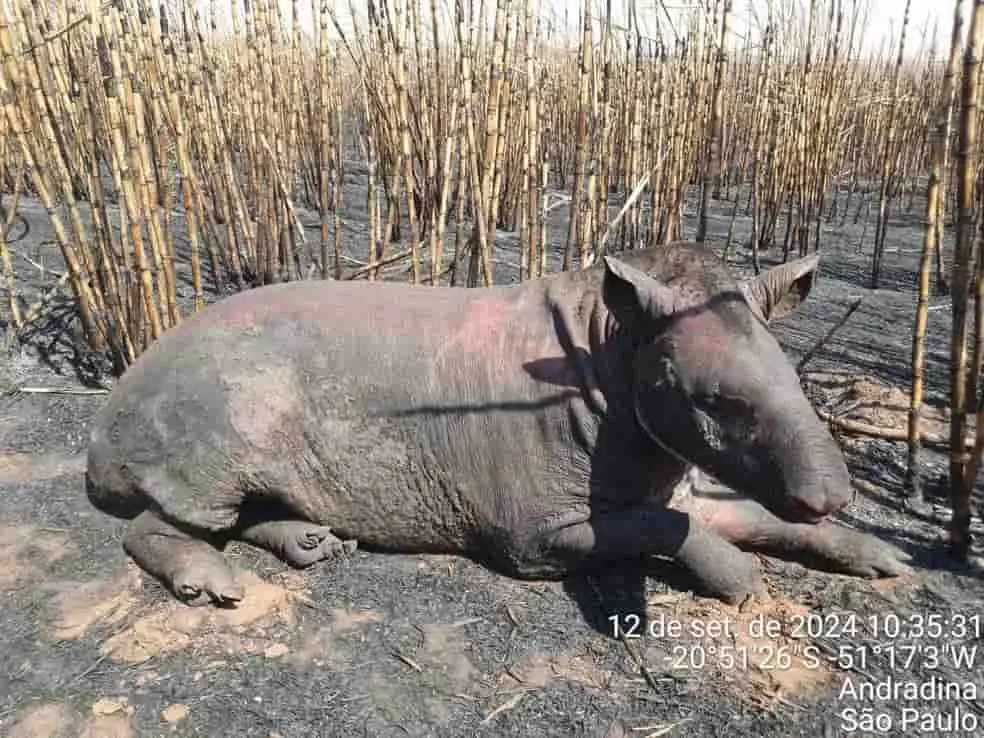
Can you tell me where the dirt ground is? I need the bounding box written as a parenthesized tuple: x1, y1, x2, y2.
(2, 178, 984, 738)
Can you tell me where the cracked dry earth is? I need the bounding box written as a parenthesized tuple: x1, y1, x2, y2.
(2, 190, 984, 737)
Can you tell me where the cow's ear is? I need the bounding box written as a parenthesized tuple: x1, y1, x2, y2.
(741, 254, 819, 322)
(602, 256, 678, 328)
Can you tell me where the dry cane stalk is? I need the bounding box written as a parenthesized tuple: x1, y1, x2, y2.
(318, 0, 333, 278)
(697, 0, 731, 242)
(519, 0, 536, 278)
(432, 72, 462, 286)
(907, 0, 968, 506)
(592, 0, 612, 264)
(488, 8, 515, 238)
(563, 1, 590, 270)
(387, 0, 422, 284)
(1, 160, 24, 328)
(472, 0, 508, 286)
(331, 79, 344, 283)
(949, 0, 984, 558)
(0, 10, 105, 352)
(577, 13, 598, 270)
(19, 3, 107, 320)
(870, 0, 912, 288)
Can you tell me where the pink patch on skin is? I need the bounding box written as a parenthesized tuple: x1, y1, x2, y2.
(676, 314, 728, 357)
(454, 298, 507, 355)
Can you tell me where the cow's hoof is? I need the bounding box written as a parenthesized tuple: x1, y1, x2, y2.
(697, 563, 769, 606)
(806, 523, 912, 578)
(677, 531, 768, 604)
(294, 527, 357, 566)
(325, 538, 358, 559)
(172, 567, 245, 607)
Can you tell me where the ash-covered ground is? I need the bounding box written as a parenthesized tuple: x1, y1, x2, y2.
(1, 176, 983, 738)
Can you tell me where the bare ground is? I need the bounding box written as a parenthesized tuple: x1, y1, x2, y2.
(2, 179, 984, 738)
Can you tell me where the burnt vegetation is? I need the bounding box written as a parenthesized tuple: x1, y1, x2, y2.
(1, 0, 984, 561)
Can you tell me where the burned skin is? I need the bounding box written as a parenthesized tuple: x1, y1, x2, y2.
(86, 242, 911, 607)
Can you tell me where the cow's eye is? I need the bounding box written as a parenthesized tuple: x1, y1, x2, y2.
(694, 394, 757, 443)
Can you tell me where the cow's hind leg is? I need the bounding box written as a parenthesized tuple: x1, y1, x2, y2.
(237, 520, 357, 568)
(123, 510, 244, 607)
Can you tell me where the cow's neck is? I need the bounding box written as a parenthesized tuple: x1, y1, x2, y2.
(538, 274, 690, 502)
(543, 277, 645, 443)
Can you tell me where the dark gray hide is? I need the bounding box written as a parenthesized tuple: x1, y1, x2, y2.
(85, 241, 909, 606)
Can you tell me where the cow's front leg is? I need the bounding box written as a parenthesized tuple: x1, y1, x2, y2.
(526, 506, 768, 604)
(678, 483, 912, 579)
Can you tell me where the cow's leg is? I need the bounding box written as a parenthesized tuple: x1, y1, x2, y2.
(123, 510, 244, 606)
(237, 520, 357, 568)
(677, 485, 911, 578)
(525, 506, 768, 604)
